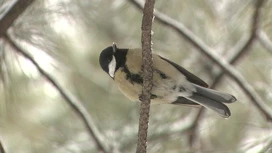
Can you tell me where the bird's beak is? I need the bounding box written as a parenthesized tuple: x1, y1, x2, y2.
(112, 42, 117, 53)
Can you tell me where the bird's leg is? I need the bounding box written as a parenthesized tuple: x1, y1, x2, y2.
(138, 94, 144, 102)
(139, 94, 158, 101)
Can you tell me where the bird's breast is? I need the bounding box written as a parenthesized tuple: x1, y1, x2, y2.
(114, 66, 195, 104)
(114, 68, 142, 101)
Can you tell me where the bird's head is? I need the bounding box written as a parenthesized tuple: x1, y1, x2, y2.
(99, 43, 118, 78)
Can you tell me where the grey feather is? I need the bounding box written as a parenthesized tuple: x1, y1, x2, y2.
(186, 94, 231, 118)
(172, 97, 199, 105)
(193, 84, 236, 103)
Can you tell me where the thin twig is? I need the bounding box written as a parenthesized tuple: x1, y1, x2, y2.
(137, 0, 155, 152)
(257, 30, 272, 55)
(0, 0, 34, 35)
(129, 0, 272, 121)
(3, 34, 108, 153)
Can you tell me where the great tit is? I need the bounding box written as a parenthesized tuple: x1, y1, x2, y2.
(99, 43, 236, 118)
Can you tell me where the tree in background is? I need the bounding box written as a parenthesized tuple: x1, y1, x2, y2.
(0, 0, 272, 153)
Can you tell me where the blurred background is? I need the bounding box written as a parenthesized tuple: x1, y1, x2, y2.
(0, 0, 272, 153)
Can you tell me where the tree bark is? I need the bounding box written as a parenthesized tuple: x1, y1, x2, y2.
(136, 0, 155, 152)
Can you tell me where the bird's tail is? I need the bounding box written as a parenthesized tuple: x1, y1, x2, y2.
(186, 84, 236, 118)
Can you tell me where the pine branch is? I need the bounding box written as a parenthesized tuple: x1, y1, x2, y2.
(119, 111, 198, 151)
(211, 0, 266, 88)
(137, 0, 155, 152)
(0, 0, 34, 35)
(3, 34, 109, 153)
(188, 0, 267, 148)
(129, 0, 272, 122)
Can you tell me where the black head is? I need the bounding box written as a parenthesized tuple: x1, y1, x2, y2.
(99, 43, 127, 78)
(99, 44, 116, 78)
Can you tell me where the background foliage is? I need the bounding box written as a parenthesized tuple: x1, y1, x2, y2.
(0, 0, 272, 153)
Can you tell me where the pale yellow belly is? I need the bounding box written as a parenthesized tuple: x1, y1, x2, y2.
(113, 69, 193, 104)
(114, 69, 142, 102)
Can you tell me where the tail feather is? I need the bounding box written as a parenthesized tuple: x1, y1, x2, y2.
(194, 84, 236, 103)
(172, 97, 200, 108)
(187, 93, 231, 118)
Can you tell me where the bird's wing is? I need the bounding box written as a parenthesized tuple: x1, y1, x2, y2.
(159, 56, 209, 88)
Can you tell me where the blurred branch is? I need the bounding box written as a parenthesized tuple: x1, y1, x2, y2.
(0, 0, 34, 36)
(257, 30, 272, 55)
(119, 111, 199, 151)
(187, 107, 204, 148)
(0, 40, 8, 87)
(0, 2, 33, 152)
(259, 139, 272, 153)
(129, 0, 211, 53)
(189, 0, 267, 148)
(3, 34, 109, 153)
(149, 111, 200, 141)
(0, 0, 34, 85)
(212, 0, 266, 88)
(129, 0, 272, 121)
(0, 140, 5, 153)
(137, 0, 155, 152)
(130, 0, 272, 151)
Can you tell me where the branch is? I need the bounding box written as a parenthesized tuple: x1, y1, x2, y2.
(129, 0, 214, 55)
(257, 30, 272, 55)
(119, 111, 198, 151)
(3, 34, 109, 153)
(211, 0, 266, 88)
(259, 139, 272, 153)
(0, 0, 34, 93)
(0, 140, 5, 153)
(187, 107, 204, 148)
(129, 0, 272, 121)
(0, 1, 109, 152)
(137, 0, 155, 152)
(0, 0, 34, 36)
(188, 0, 267, 148)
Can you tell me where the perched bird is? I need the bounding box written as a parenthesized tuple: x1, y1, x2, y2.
(99, 43, 236, 118)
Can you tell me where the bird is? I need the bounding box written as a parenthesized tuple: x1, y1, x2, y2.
(99, 43, 236, 118)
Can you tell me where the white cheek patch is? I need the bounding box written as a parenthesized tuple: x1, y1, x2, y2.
(108, 56, 116, 78)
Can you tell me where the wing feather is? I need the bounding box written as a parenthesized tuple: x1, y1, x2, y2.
(159, 56, 209, 88)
